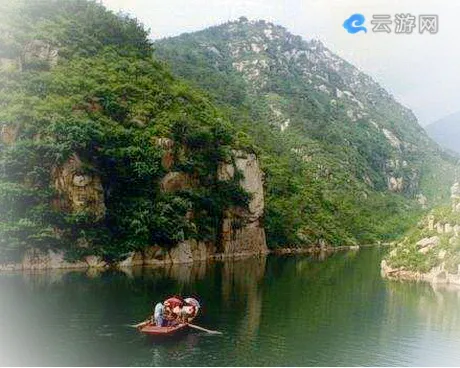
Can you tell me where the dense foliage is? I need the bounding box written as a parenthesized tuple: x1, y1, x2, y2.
(0, 0, 248, 262)
(154, 19, 458, 248)
(0, 2, 457, 264)
(386, 205, 460, 273)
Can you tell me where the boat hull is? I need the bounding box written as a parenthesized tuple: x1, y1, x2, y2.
(139, 323, 188, 336)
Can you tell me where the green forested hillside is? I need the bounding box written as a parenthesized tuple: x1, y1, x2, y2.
(154, 18, 459, 247)
(0, 2, 457, 264)
(0, 0, 249, 262)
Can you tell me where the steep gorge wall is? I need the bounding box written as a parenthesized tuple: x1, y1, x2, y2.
(0, 34, 267, 271)
(219, 151, 267, 256)
(0, 141, 267, 271)
(135, 145, 268, 268)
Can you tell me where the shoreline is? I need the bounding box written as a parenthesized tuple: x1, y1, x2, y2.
(0, 244, 365, 272)
(380, 259, 460, 287)
(271, 245, 361, 255)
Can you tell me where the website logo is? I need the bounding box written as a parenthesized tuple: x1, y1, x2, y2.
(343, 14, 367, 34)
(343, 13, 439, 34)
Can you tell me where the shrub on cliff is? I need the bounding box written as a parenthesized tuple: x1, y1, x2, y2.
(0, 0, 249, 262)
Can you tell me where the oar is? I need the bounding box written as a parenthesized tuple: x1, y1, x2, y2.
(187, 323, 223, 335)
(128, 319, 150, 328)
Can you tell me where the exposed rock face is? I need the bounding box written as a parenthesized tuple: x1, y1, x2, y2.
(2, 148, 267, 271)
(52, 154, 106, 220)
(21, 40, 58, 70)
(142, 245, 171, 266)
(221, 207, 267, 256)
(85, 255, 107, 268)
(381, 259, 460, 286)
(157, 148, 267, 262)
(455, 225, 460, 237)
(388, 176, 404, 192)
(416, 236, 440, 254)
(169, 240, 211, 263)
(219, 151, 268, 256)
(0, 249, 106, 271)
(117, 252, 144, 268)
(155, 137, 198, 193)
(160, 172, 197, 192)
(416, 193, 428, 208)
(382, 128, 402, 150)
(452, 182, 460, 213)
(0, 124, 19, 145)
(382, 182, 460, 285)
(154, 137, 175, 170)
(155, 149, 268, 263)
(116, 240, 216, 268)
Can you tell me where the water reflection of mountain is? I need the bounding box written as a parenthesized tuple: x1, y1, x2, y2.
(3, 249, 460, 366)
(386, 280, 460, 334)
(0, 257, 268, 366)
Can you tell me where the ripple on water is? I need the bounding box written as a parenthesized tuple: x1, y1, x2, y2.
(2, 249, 460, 366)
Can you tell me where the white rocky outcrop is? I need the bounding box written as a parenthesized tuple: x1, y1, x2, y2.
(388, 176, 404, 192)
(416, 236, 440, 254)
(382, 128, 401, 149)
(21, 40, 58, 70)
(382, 182, 460, 286)
(416, 194, 428, 208)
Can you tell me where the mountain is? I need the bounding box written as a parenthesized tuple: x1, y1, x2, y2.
(154, 17, 459, 246)
(0, 1, 267, 265)
(426, 112, 460, 155)
(0, 3, 458, 268)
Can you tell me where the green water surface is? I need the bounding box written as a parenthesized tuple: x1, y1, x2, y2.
(1, 248, 460, 366)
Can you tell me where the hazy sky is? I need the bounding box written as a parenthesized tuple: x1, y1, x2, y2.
(102, 0, 460, 126)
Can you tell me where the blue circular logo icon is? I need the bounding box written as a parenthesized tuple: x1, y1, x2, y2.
(343, 14, 367, 34)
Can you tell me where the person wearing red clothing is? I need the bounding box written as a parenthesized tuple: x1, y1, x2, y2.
(163, 296, 184, 324)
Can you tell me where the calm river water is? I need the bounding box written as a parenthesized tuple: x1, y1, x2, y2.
(1, 248, 460, 366)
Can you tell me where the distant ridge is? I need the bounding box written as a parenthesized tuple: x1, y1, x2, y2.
(426, 111, 460, 155)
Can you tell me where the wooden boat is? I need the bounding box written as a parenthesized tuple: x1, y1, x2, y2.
(137, 298, 201, 336)
(138, 321, 189, 336)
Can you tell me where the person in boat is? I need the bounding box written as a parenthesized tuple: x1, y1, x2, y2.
(152, 301, 165, 327)
(163, 296, 184, 325)
(179, 297, 201, 323)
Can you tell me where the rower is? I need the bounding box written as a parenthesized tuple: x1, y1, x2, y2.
(153, 302, 165, 327)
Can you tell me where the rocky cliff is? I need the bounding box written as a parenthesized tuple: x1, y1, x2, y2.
(0, 131, 267, 271)
(1, 130, 268, 271)
(117, 147, 269, 269)
(0, 1, 268, 271)
(381, 182, 460, 285)
(218, 151, 267, 256)
(52, 154, 106, 220)
(1, 1, 458, 268)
